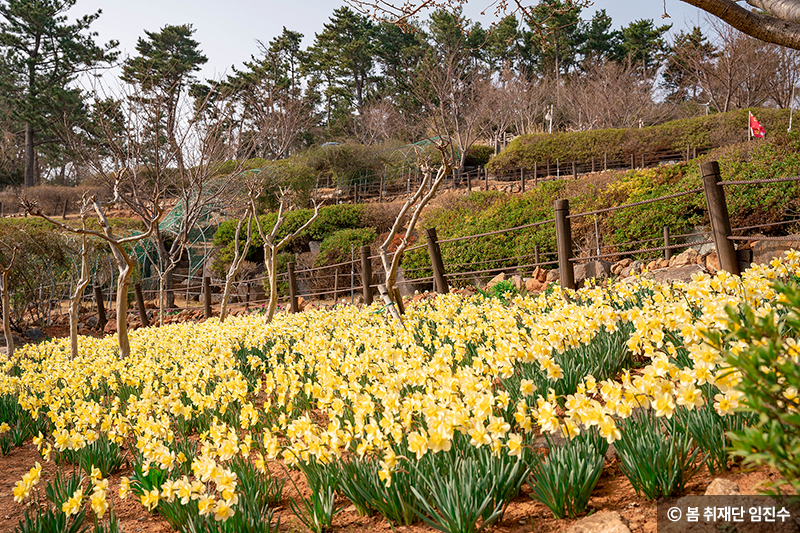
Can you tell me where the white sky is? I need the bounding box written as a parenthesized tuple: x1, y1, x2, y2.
(69, 1, 704, 81)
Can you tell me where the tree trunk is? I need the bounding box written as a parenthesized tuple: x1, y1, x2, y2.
(115, 258, 135, 359)
(24, 123, 35, 188)
(264, 245, 279, 324)
(1, 272, 12, 360)
(68, 235, 90, 360)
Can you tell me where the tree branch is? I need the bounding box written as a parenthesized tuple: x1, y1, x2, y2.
(681, 0, 800, 49)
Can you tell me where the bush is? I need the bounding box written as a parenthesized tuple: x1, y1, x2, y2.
(710, 280, 800, 494)
(464, 145, 494, 167)
(315, 228, 377, 268)
(487, 108, 791, 174)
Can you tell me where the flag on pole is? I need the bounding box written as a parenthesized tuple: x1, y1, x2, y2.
(749, 112, 766, 139)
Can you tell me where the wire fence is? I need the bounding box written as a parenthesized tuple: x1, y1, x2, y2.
(18, 165, 800, 328)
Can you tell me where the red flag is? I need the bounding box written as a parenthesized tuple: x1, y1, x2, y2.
(750, 112, 766, 138)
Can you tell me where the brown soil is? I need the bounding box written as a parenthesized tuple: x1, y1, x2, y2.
(0, 435, 778, 533)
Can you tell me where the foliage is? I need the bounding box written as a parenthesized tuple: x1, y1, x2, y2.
(487, 108, 791, 174)
(614, 409, 701, 500)
(315, 228, 376, 267)
(527, 430, 606, 519)
(288, 459, 340, 533)
(463, 145, 494, 167)
(711, 280, 800, 494)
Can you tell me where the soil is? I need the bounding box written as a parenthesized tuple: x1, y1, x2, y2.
(0, 434, 778, 533)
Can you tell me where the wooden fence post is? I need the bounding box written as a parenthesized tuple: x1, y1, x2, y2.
(547, 159, 551, 177)
(572, 161, 577, 180)
(360, 245, 373, 306)
(62, 198, 68, 219)
(591, 157, 595, 173)
(467, 169, 472, 191)
(94, 285, 107, 331)
(554, 199, 575, 290)
(483, 167, 488, 191)
(693, 147, 698, 160)
(521, 167, 525, 193)
(134, 283, 149, 328)
(701, 161, 739, 275)
(641, 153, 646, 168)
(630, 154, 635, 169)
(425, 227, 449, 294)
(534, 162, 538, 186)
(203, 276, 212, 319)
(380, 172, 385, 202)
(604, 152, 608, 171)
(663, 226, 673, 261)
(287, 262, 298, 312)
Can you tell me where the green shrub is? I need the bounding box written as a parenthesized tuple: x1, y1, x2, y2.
(315, 228, 377, 267)
(464, 145, 494, 167)
(487, 108, 791, 174)
(710, 280, 800, 494)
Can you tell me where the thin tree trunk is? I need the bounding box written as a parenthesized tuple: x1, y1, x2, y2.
(68, 234, 90, 360)
(264, 245, 279, 324)
(116, 259, 134, 359)
(1, 273, 12, 360)
(24, 123, 35, 188)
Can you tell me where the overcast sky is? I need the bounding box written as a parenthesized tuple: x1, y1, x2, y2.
(68, 0, 704, 81)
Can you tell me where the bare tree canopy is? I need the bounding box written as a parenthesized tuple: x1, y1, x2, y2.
(344, 0, 800, 50)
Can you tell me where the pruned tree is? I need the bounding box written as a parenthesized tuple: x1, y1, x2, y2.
(64, 193, 91, 360)
(250, 189, 321, 324)
(378, 142, 452, 325)
(219, 184, 257, 323)
(23, 183, 163, 359)
(0, 245, 18, 360)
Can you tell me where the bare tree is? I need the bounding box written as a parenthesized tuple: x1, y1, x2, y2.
(562, 60, 664, 130)
(23, 184, 162, 359)
(250, 189, 321, 324)
(0, 245, 18, 360)
(378, 142, 451, 324)
(219, 186, 256, 323)
(345, 0, 800, 50)
(64, 194, 91, 360)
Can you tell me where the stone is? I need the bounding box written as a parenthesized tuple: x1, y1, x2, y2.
(308, 240, 323, 256)
(618, 258, 633, 268)
(647, 260, 658, 271)
(487, 272, 507, 288)
(705, 252, 720, 274)
(86, 316, 98, 329)
(0, 334, 24, 347)
(565, 511, 631, 533)
(657, 258, 670, 269)
(611, 263, 622, 276)
(752, 235, 800, 266)
(24, 328, 45, 341)
(630, 260, 644, 274)
(510, 275, 524, 291)
(525, 278, 543, 293)
(574, 260, 613, 284)
(533, 266, 547, 283)
(670, 248, 699, 267)
(297, 296, 307, 312)
(103, 321, 117, 334)
(704, 478, 740, 496)
(652, 264, 704, 283)
(545, 269, 560, 283)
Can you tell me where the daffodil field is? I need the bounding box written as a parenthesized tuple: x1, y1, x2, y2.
(3, 254, 800, 533)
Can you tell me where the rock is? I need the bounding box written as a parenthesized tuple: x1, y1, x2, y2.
(670, 248, 699, 267)
(647, 260, 658, 271)
(545, 269, 560, 283)
(297, 296, 307, 312)
(705, 252, 720, 274)
(652, 264, 704, 283)
(704, 478, 740, 496)
(752, 235, 800, 266)
(618, 258, 633, 268)
(533, 266, 547, 283)
(24, 328, 45, 341)
(525, 278, 543, 293)
(565, 511, 631, 533)
(510, 275, 524, 291)
(103, 321, 117, 334)
(630, 260, 644, 274)
(657, 258, 670, 269)
(86, 316, 98, 329)
(0, 334, 25, 347)
(574, 260, 613, 284)
(308, 240, 323, 256)
(611, 263, 622, 276)
(487, 272, 507, 288)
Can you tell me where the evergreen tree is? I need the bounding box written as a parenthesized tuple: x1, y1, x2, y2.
(616, 19, 672, 76)
(0, 0, 117, 187)
(663, 26, 717, 103)
(579, 10, 620, 65)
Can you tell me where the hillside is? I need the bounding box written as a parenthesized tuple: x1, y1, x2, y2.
(487, 108, 791, 175)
